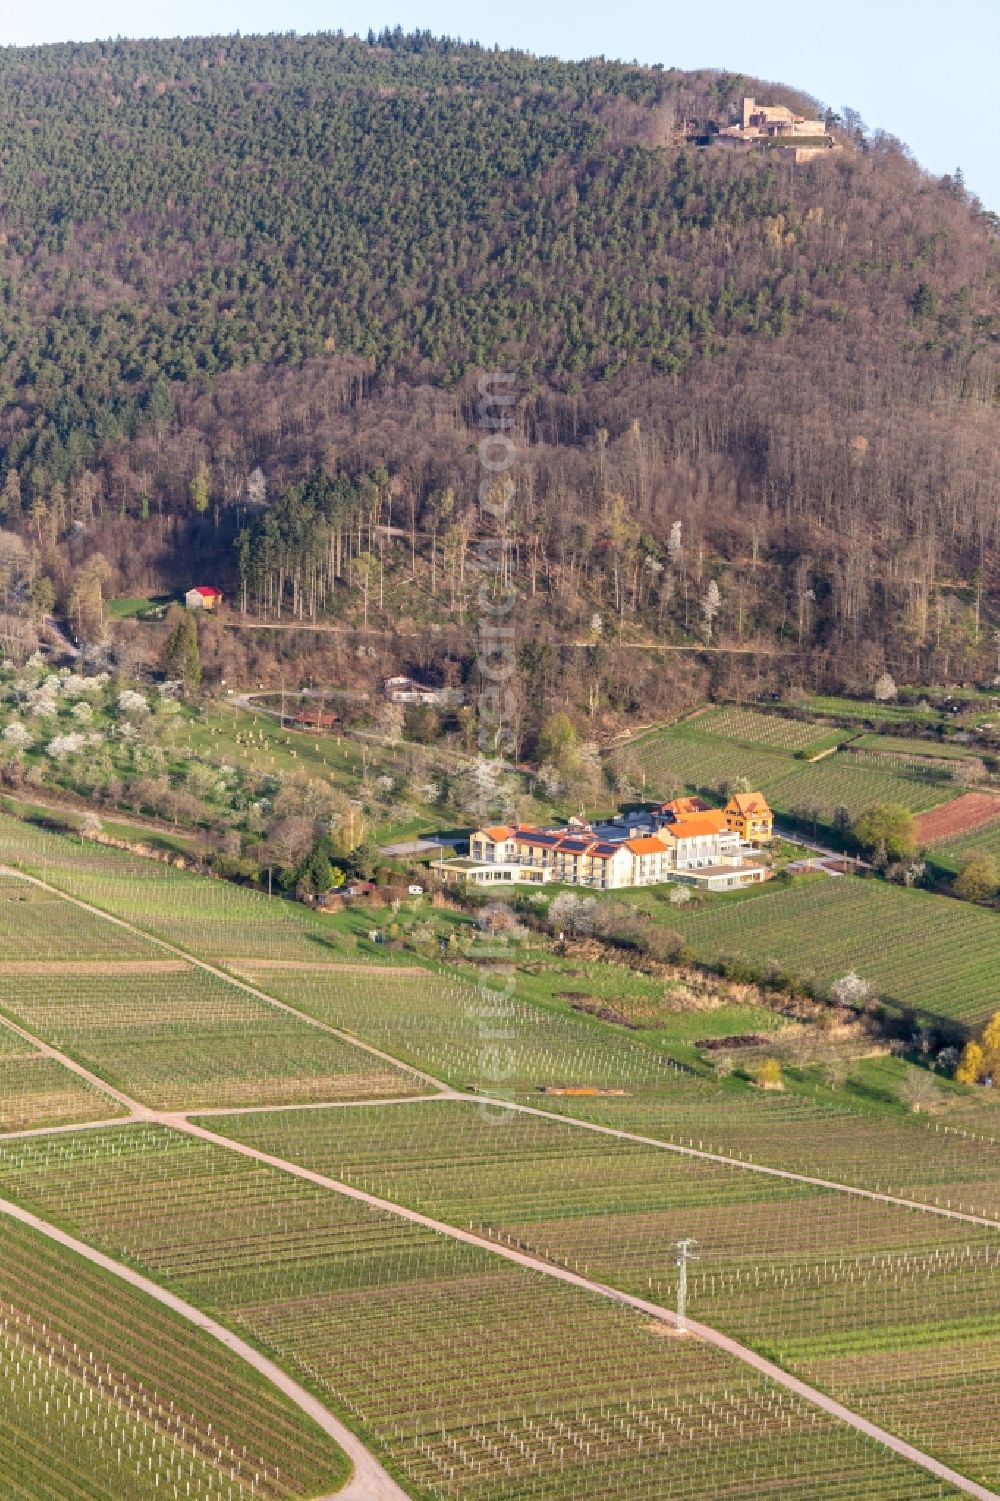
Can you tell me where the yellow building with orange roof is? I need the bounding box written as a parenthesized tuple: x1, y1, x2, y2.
(724, 792, 774, 845)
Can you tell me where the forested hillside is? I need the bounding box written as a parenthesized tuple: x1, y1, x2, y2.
(0, 28, 997, 710)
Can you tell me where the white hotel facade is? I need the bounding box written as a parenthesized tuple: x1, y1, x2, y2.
(441, 799, 770, 894)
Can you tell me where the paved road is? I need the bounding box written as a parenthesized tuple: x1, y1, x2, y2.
(774, 821, 869, 866)
(0, 1194, 408, 1501)
(4, 864, 1000, 1499)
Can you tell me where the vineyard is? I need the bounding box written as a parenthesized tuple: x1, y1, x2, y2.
(616, 724, 794, 798)
(0, 875, 416, 1110)
(853, 735, 978, 763)
(0, 1011, 122, 1132)
(0, 1125, 973, 1501)
(931, 820, 1000, 878)
(202, 1096, 819, 1225)
(0, 1053, 121, 1133)
(0, 1213, 348, 1500)
(205, 1099, 1000, 1491)
(0, 873, 153, 961)
(227, 960, 681, 1095)
(769, 759, 956, 822)
(777, 698, 949, 730)
(214, 959, 1000, 1220)
(2, 810, 1000, 1496)
(668, 876, 1000, 1028)
(535, 1085, 1000, 1221)
(0, 965, 416, 1110)
(619, 719, 960, 825)
(0, 817, 369, 964)
(688, 708, 847, 755)
(205, 1088, 1000, 1219)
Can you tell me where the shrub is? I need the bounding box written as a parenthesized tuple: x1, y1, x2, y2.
(754, 1057, 783, 1089)
(953, 851, 999, 903)
(955, 1040, 985, 1084)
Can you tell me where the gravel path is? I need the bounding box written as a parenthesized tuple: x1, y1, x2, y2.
(11, 864, 997, 1229)
(4, 863, 1000, 1499)
(179, 1116, 1000, 1501)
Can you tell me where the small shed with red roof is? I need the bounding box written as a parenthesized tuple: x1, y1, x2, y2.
(184, 585, 223, 611)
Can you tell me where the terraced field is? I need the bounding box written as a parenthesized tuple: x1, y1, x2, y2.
(620, 720, 958, 825)
(770, 759, 956, 822)
(668, 876, 1000, 1028)
(692, 707, 846, 754)
(205, 1098, 1000, 1493)
(0, 1124, 970, 1501)
(0, 1212, 349, 1499)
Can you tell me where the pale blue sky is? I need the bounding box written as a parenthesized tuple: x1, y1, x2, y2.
(3, 1, 997, 208)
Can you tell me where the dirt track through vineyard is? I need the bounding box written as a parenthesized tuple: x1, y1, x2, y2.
(2, 958, 189, 975)
(5, 862, 1000, 1500)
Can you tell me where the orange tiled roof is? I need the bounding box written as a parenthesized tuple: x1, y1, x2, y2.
(624, 836, 669, 855)
(667, 810, 730, 838)
(727, 793, 771, 815)
(481, 826, 514, 841)
(661, 796, 711, 816)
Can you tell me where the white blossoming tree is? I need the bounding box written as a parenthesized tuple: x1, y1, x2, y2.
(701, 579, 722, 643)
(1, 721, 32, 751)
(116, 689, 150, 719)
(830, 971, 872, 1009)
(47, 732, 88, 761)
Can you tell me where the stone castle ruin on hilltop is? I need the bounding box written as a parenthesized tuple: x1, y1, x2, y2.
(715, 96, 837, 160)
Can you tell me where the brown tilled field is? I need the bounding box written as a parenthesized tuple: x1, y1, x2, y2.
(915, 792, 1000, 844)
